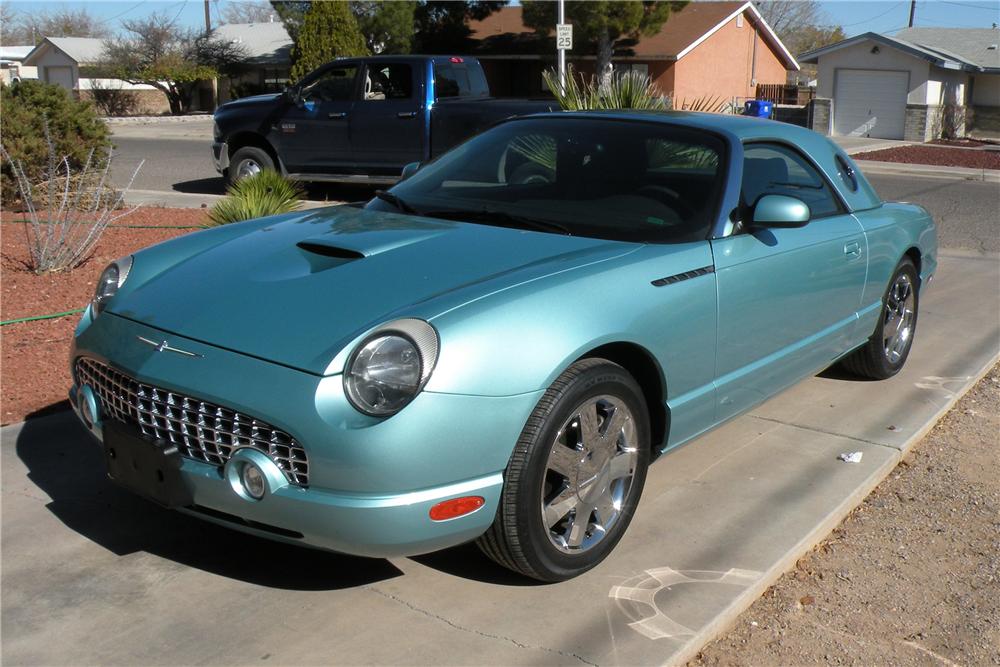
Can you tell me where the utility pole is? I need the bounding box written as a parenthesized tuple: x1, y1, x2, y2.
(558, 0, 566, 90)
(908, 0, 916, 27)
(205, 0, 218, 111)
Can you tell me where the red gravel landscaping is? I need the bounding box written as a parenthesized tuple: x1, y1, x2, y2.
(1, 208, 205, 424)
(853, 145, 1000, 170)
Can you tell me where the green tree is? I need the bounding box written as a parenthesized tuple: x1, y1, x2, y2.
(522, 1, 687, 86)
(352, 1, 417, 54)
(269, 0, 312, 42)
(413, 1, 506, 54)
(100, 13, 248, 115)
(0, 80, 111, 205)
(289, 1, 369, 83)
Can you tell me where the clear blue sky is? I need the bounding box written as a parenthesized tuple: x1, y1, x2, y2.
(4, 0, 1000, 39)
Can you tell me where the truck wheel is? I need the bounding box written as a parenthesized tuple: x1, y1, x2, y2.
(477, 359, 650, 582)
(227, 146, 275, 186)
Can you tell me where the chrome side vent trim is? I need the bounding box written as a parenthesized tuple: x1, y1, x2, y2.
(651, 265, 715, 287)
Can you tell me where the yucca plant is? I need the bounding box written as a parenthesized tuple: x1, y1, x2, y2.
(208, 170, 304, 225)
(542, 66, 667, 111)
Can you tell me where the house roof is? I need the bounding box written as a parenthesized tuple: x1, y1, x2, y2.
(0, 45, 35, 61)
(212, 21, 292, 65)
(469, 1, 798, 70)
(800, 29, 1000, 74)
(893, 27, 1000, 71)
(23, 37, 105, 66)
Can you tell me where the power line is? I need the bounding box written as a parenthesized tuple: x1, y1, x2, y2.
(96, 0, 149, 25)
(937, 1, 1000, 11)
(837, 2, 907, 28)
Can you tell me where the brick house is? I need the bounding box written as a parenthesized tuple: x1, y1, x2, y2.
(467, 1, 799, 105)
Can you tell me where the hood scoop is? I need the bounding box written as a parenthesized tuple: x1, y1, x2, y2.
(297, 241, 366, 259)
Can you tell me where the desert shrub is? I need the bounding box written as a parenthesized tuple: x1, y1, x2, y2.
(208, 170, 304, 225)
(2, 119, 142, 274)
(89, 80, 140, 117)
(543, 66, 667, 111)
(0, 80, 111, 207)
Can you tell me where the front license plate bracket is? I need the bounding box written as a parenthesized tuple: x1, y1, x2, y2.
(103, 420, 193, 508)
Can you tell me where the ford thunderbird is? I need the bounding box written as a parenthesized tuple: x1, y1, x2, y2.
(71, 112, 936, 581)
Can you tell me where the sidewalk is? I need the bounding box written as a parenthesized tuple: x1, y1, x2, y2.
(2, 250, 996, 666)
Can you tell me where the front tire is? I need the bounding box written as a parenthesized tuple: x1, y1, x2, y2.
(477, 359, 650, 582)
(842, 257, 919, 379)
(226, 146, 275, 186)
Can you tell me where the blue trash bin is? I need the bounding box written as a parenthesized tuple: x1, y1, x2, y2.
(743, 100, 773, 118)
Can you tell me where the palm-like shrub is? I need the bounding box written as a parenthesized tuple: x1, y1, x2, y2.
(542, 67, 667, 111)
(208, 171, 304, 225)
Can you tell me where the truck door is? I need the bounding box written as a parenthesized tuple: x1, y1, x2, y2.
(277, 63, 359, 173)
(349, 61, 424, 175)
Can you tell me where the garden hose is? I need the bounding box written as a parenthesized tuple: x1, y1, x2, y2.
(1, 307, 86, 326)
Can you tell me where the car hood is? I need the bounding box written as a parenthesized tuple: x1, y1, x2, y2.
(112, 206, 636, 375)
(216, 93, 282, 112)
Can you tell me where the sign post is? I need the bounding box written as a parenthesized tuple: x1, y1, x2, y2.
(556, 0, 571, 90)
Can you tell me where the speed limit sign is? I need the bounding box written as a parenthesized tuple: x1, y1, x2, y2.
(557, 23, 573, 50)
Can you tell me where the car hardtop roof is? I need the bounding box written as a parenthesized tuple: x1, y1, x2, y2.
(526, 109, 821, 140)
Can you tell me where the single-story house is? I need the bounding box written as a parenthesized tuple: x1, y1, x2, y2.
(466, 1, 799, 105)
(0, 45, 38, 84)
(23, 36, 174, 114)
(800, 28, 1000, 140)
(212, 21, 293, 104)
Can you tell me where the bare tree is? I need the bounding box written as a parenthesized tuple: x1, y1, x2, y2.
(755, 1, 821, 39)
(101, 13, 248, 114)
(221, 0, 276, 24)
(7, 6, 111, 44)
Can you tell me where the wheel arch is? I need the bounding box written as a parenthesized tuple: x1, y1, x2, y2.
(576, 341, 669, 457)
(227, 132, 283, 173)
(903, 246, 921, 285)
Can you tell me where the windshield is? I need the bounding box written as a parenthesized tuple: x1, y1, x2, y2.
(370, 117, 726, 243)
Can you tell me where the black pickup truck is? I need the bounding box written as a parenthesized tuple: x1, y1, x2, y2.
(212, 55, 556, 185)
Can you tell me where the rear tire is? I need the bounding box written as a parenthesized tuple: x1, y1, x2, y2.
(842, 257, 919, 379)
(477, 359, 650, 582)
(226, 146, 275, 186)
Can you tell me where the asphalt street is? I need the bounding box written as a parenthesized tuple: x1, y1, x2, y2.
(109, 130, 999, 253)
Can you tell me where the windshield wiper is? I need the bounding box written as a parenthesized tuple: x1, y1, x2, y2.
(424, 207, 572, 236)
(374, 190, 420, 215)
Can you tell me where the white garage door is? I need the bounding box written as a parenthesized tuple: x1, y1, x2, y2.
(834, 70, 908, 139)
(45, 66, 74, 90)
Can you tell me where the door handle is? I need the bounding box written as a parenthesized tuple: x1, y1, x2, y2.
(397, 111, 417, 119)
(328, 112, 347, 119)
(844, 241, 861, 257)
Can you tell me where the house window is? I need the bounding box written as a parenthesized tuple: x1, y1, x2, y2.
(737, 14, 744, 28)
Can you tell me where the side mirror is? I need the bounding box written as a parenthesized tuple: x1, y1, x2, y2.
(751, 194, 811, 228)
(400, 161, 421, 181)
(285, 86, 304, 108)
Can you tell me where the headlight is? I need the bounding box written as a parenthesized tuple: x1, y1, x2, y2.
(92, 256, 133, 315)
(344, 319, 439, 417)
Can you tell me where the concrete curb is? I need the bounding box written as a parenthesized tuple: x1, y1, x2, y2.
(856, 159, 1000, 183)
(667, 349, 1000, 666)
(104, 115, 213, 125)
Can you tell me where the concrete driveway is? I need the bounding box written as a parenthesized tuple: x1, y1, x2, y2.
(2, 250, 997, 666)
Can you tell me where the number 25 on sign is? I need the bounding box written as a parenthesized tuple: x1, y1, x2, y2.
(557, 24, 573, 50)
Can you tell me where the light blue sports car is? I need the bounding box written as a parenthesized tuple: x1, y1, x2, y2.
(71, 112, 936, 581)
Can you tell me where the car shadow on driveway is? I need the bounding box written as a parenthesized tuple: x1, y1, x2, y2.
(14, 409, 403, 591)
(173, 177, 226, 195)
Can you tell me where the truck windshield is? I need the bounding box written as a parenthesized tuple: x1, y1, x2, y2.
(383, 117, 726, 244)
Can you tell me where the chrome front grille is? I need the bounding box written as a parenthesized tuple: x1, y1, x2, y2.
(75, 358, 308, 486)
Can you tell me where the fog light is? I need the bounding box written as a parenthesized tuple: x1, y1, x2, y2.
(429, 496, 485, 521)
(241, 464, 266, 500)
(79, 385, 99, 429)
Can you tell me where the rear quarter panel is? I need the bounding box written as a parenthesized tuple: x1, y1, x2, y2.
(853, 202, 937, 336)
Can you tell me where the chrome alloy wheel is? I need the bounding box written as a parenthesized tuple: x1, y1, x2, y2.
(541, 395, 639, 554)
(236, 158, 262, 179)
(883, 272, 916, 364)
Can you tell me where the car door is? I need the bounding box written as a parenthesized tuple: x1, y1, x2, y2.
(275, 62, 359, 173)
(349, 61, 424, 175)
(712, 142, 868, 423)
